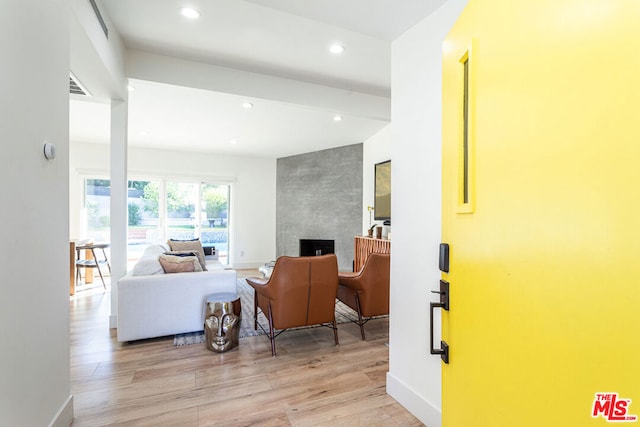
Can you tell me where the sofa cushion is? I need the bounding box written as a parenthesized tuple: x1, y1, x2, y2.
(158, 254, 202, 273)
(167, 239, 207, 271)
(165, 250, 198, 258)
(143, 243, 170, 256)
(163, 251, 203, 272)
(132, 258, 164, 276)
(131, 244, 168, 276)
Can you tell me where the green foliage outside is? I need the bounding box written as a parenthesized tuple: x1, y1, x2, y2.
(141, 182, 228, 223)
(86, 200, 99, 226)
(142, 182, 195, 217)
(87, 179, 110, 187)
(128, 202, 141, 226)
(203, 186, 228, 219)
(98, 216, 110, 227)
(128, 180, 149, 191)
(86, 199, 109, 228)
(87, 200, 109, 228)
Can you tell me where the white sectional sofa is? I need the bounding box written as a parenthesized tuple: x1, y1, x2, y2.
(117, 244, 237, 342)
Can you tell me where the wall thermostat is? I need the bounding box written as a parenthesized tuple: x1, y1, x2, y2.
(43, 143, 56, 160)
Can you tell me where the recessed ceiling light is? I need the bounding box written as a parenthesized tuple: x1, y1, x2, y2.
(333, 115, 343, 122)
(180, 7, 200, 19)
(329, 44, 345, 54)
(229, 139, 238, 145)
(139, 131, 148, 136)
(242, 102, 254, 109)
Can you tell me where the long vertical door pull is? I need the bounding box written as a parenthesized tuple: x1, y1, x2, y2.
(430, 280, 449, 363)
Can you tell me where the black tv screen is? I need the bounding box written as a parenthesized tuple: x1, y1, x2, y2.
(375, 160, 391, 220)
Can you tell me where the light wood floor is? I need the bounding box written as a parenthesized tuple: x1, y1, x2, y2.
(70, 269, 424, 426)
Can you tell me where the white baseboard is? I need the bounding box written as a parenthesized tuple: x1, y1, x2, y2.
(231, 261, 264, 269)
(386, 372, 441, 427)
(49, 395, 73, 427)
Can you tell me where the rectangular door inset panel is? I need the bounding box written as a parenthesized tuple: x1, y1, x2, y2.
(458, 44, 475, 214)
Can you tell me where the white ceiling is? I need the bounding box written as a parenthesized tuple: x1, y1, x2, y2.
(69, 0, 446, 158)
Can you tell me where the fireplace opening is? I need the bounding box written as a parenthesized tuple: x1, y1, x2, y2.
(299, 239, 335, 257)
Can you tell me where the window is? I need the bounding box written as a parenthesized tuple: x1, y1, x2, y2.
(200, 183, 230, 264)
(165, 181, 198, 241)
(81, 177, 231, 269)
(127, 179, 161, 265)
(82, 178, 112, 274)
(85, 178, 111, 242)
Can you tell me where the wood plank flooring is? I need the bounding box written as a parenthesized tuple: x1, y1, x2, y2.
(70, 269, 424, 426)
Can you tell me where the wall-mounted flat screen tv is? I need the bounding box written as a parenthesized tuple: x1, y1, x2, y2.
(375, 160, 391, 220)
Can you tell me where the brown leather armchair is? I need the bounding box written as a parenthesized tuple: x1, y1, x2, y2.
(337, 252, 390, 340)
(246, 254, 339, 356)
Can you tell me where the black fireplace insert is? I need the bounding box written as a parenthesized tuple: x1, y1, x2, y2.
(299, 239, 335, 257)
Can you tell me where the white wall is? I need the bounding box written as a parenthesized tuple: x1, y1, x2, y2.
(70, 0, 127, 99)
(362, 125, 391, 235)
(386, 1, 468, 426)
(70, 142, 277, 269)
(0, 1, 73, 426)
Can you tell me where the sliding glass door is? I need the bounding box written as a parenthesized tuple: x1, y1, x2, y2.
(127, 180, 161, 264)
(84, 178, 111, 243)
(165, 181, 198, 241)
(81, 177, 231, 268)
(200, 183, 230, 264)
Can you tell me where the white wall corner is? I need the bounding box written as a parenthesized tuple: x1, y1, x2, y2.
(232, 262, 265, 270)
(387, 0, 469, 423)
(387, 373, 441, 427)
(362, 124, 392, 235)
(49, 395, 73, 427)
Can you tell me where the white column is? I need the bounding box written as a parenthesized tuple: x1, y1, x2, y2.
(110, 97, 128, 328)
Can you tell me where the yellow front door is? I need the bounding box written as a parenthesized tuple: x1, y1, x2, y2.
(441, 1, 640, 426)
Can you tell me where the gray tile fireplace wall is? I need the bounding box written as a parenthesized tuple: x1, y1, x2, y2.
(276, 143, 363, 271)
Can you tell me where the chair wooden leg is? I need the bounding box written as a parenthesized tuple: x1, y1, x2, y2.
(92, 250, 106, 290)
(332, 319, 339, 346)
(96, 267, 106, 289)
(268, 303, 276, 356)
(355, 293, 366, 340)
(253, 289, 258, 330)
(102, 248, 111, 274)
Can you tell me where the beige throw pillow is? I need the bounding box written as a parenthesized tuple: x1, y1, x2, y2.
(158, 254, 201, 273)
(167, 239, 207, 271)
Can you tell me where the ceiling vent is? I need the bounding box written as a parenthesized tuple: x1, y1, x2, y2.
(69, 73, 90, 97)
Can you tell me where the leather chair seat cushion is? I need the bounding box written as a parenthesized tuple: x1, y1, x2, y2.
(338, 283, 389, 317)
(337, 253, 390, 318)
(337, 284, 359, 312)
